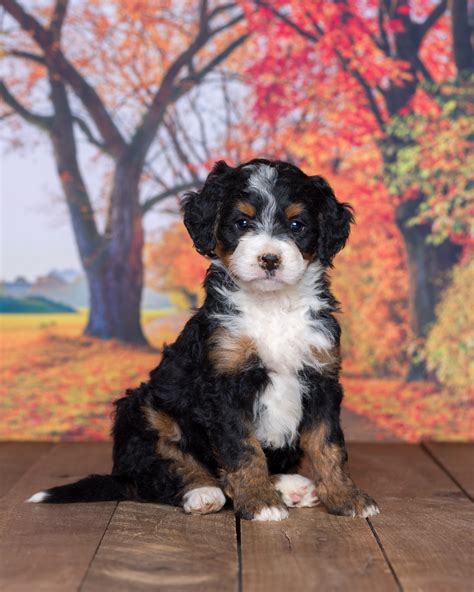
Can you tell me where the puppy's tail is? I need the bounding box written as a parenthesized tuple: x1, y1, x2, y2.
(26, 474, 133, 504)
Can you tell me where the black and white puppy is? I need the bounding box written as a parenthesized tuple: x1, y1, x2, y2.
(28, 159, 379, 521)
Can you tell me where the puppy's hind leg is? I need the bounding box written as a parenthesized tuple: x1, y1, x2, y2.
(143, 406, 226, 515)
(272, 474, 319, 508)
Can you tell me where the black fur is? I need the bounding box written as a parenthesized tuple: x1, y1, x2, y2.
(32, 159, 376, 520)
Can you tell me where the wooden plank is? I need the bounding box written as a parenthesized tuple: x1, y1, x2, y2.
(240, 509, 397, 592)
(0, 442, 53, 497)
(349, 443, 474, 592)
(424, 442, 474, 499)
(0, 442, 116, 592)
(240, 462, 397, 592)
(82, 503, 238, 592)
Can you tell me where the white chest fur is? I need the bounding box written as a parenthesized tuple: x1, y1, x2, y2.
(214, 264, 335, 449)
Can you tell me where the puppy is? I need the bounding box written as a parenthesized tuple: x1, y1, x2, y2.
(28, 159, 379, 521)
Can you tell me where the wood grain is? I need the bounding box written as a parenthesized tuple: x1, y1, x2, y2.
(349, 443, 474, 592)
(0, 442, 53, 497)
(0, 442, 116, 592)
(240, 485, 397, 591)
(424, 442, 474, 499)
(0, 442, 471, 591)
(82, 502, 238, 592)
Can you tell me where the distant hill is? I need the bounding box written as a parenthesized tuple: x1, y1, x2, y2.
(0, 295, 77, 314)
(1, 269, 171, 310)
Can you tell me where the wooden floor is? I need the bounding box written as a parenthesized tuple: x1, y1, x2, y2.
(0, 442, 472, 591)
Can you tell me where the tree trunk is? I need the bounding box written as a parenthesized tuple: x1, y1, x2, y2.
(395, 197, 462, 380)
(84, 218, 147, 344)
(450, 0, 474, 74)
(84, 162, 148, 344)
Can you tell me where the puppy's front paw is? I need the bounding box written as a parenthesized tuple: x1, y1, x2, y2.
(252, 505, 289, 522)
(234, 489, 288, 521)
(324, 489, 380, 518)
(182, 486, 226, 515)
(273, 474, 319, 508)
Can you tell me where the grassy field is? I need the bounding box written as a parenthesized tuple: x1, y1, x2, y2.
(0, 311, 175, 440)
(0, 312, 472, 441)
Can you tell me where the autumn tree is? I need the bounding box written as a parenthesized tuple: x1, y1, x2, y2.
(0, 0, 248, 344)
(244, 0, 472, 378)
(146, 222, 208, 309)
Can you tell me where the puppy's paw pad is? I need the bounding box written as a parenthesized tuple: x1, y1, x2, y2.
(252, 505, 289, 522)
(274, 474, 319, 508)
(183, 486, 226, 515)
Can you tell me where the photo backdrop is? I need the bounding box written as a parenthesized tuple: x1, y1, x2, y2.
(1, 0, 472, 441)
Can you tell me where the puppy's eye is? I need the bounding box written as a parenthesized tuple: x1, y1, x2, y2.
(236, 219, 250, 231)
(289, 220, 305, 233)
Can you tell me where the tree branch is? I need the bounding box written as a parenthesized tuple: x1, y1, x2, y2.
(199, 0, 209, 31)
(8, 49, 45, 64)
(187, 92, 211, 161)
(47, 70, 102, 265)
(127, 9, 247, 172)
(256, 1, 386, 131)
(255, 0, 319, 42)
(413, 55, 434, 83)
(175, 32, 249, 95)
(164, 115, 201, 183)
(377, 4, 391, 56)
(208, 3, 238, 20)
(0, 80, 52, 130)
(72, 115, 106, 149)
(141, 181, 201, 214)
(2, 0, 127, 158)
(49, 0, 68, 42)
(417, 0, 448, 43)
(350, 69, 386, 131)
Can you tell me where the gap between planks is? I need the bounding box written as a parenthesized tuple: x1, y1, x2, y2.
(420, 442, 474, 502)
(366, 518, 403, 592)
(349, 443, 473, 592)
(78, 501, 119, 592)
(0, 442, 116, 592)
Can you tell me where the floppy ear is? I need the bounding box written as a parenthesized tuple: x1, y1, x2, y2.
(311, 175, 354, 266)
(182, 160, 233, 256)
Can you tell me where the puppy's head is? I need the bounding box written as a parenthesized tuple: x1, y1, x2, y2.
(182, 159, 353, 292)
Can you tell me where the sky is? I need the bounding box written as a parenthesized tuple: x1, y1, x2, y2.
(0, 130, 178, 283)
(1, 135, 81, 282)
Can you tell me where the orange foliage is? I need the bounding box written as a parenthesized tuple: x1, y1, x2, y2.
(295, 154, 411, 375)
(0, 315, 159, 440)
(342, 376, 474, 442)
(1, 314, 471, 442)
(425, 259, 474, 390)
(3, 1, 248, 120)
(146, 222, 208, 308)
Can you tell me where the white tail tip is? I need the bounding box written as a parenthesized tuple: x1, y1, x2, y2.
(27, 491, 49, 503)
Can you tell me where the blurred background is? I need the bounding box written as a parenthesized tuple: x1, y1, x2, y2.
(0, 0, 472, 442)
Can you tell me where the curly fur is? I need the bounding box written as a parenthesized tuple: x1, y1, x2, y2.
(29, 158, 379, 521)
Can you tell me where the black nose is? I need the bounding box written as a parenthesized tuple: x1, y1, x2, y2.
(259, 253, 281, 271)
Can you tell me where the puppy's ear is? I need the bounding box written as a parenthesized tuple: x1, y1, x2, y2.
(182, 160, 232, 256)
(311, 175, 354, 266)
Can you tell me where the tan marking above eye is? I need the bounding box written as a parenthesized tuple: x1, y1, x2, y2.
(285, 202, 305, 219)
(236, 200, 256, 218)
